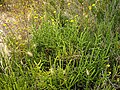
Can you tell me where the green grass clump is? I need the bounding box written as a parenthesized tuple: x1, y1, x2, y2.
(0, 0, 120, 90)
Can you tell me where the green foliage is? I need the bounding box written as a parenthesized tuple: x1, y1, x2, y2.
(0, 0, 120, 89)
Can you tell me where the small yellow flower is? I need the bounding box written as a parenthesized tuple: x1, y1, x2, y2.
(53, 11, 56, 14)
(67, 3, 71, 6)
(34, 16, 38, 19)
(52, 22, 55, 25)
(3, 24, 7, 27)
(106, 64, 110, 67)
(0, 4, 2, 7)
(89, 6, 92, 10)
(70, 20, 74, 23)
(16, 42, 19, 45)
(40, 16, 43, 20)
(92, 4, 95, 7)
(51, 19, 54, 22)
(108, 72, 111, 75)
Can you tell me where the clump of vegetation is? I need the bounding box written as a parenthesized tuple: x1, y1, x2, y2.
(0, 0, 120, 89)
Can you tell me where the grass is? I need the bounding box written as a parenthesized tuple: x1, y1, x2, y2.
(0, 0, 120, 90)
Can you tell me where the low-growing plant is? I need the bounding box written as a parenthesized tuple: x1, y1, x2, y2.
(0, 0, 120, 90)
